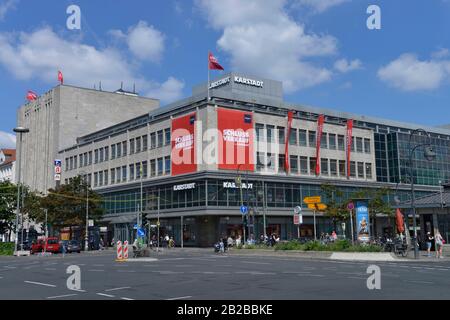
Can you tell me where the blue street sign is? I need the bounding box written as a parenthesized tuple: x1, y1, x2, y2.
(133, 224, 139, 230)
(137, 228, 145, 237)
(240, 206, 248, 215)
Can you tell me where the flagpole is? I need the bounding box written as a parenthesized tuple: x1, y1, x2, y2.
(207, 51, 210, 102)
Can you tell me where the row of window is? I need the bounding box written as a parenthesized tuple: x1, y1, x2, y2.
(91, 157, 171, 187)
(255, 152, 373, 179)
(65, 129, 171, 171)
(255, 124, 371, 154)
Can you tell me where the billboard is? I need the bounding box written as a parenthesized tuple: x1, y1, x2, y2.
(217, 107, 254, 171)
(171, 112, 197, 176)
(356, 200, 370, 243)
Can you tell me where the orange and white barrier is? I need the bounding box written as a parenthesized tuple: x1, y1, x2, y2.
(116, 241, 123, 260)
(123, 240, 129, 259)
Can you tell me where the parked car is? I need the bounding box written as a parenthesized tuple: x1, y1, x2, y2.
(31, 237, 61, 254)
(67, 240, 81, 253)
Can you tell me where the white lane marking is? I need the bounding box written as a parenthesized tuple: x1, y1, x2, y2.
(105, 287, 131, 292)
(4, 266, 17, 269)
(241, 261, 271, 265)
(96, 293, 115, 298)
(309, 274, 325, 277)
(283, 271, 311, 274)
(88, 269, 105, 272)
(24, 281, 56, 287)
(71, 289, 87, 292)
(346, 276, 366, 280)
(47, 294, 78, 299)
(117, 270, 136, 273)
(121, 297, 134, 300)
(250, 272, 276, 275)
(44, 268, 57, 271)
(403, 280, 434, 284)
(166, 296, 192, 300)
(93, 264, 104, 267)
(174, 265, 194, 267)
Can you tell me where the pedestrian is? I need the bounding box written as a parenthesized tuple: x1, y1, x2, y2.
(164, 234, 169, 248)
(331, 231, 337, 242)
(236, 235, 241, 247)
(426, 232, 434, 257)
(435, 231, 444, 259)
(227, 236, 234, 248)
(219, 238, 225, 253)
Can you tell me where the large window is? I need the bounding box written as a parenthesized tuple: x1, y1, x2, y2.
(289, 128, 297, 145)
(267, 125, 275, 143)
(309, 157, 316, 175)
(366, 163, 372, 179)
(150, 159, 156, 177)
(99, 148, 104, 163)
(110, 168, 115, 185)
(136, 137, 141, 153)
(277, 127, 285, 145)
(150, 132, 156, 149)
(157, 130, 163, 148)
(165, 157, 171, 175)
(290, 155, 298, 174)
(129, 164, 135, 180)
(330, 159, 337, 176)
(357, 162, 364, 179)
(122, 141, 127, 156)
(116, 167, 121, 183)
(267, 153, 275, 171)
(99, 171, 103, 186)
(157, 158, 163, 175)
(165, 128, 171, 146)
(338, 135, 345, 151)
(130, 138, 135, 154)
(309, 131, 316, 147)
(321, 133, 328, 149)
(339, 160, 346, 177)
(88, 151, 92, 165)
(256, 123, 265, 142)
(257, 152, 265, 171)
(122, 166, 127, 181)
(356, 137, 363, 153)
(136, 162, 141, 179)
(94, 149, 99, 164)
(278, 154, 286, 173)
(143, 135, 148, 151)
(329, 134, 336, 150)
(321, 158, 328, 175)
(299, 130, 307, 147)
(300, 156, 308, 174)
(116, 143, 121, 158)
(350, 161, 356, 177)
(142, 161, 148, 178)
(364, 138, 371, 154)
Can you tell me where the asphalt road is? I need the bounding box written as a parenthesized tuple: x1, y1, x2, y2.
(1, 248, 450, 300)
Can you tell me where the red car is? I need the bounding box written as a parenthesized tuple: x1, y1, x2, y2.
(31, 237, 61, 254)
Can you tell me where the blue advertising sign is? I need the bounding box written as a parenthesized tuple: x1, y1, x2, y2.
(356, 200, 370, 243)
(137, 228, 145, 238)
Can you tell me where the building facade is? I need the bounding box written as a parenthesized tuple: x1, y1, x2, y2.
(58, 73, 449, 246)
(16, 85, 160, 193)
(0, 149, 16, 183)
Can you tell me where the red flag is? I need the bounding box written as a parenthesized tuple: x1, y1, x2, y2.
(396, 208, 405, 234)
(26, 90, 38, 101)
(58, 70, 64, 85)
(208, 52, 224, 70)
(284, 111, 294, 172)
(315, 115, 325, 176)
(346, 119, 353, 178)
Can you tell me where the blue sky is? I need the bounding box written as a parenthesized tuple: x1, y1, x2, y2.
(1, 0, 450, 148)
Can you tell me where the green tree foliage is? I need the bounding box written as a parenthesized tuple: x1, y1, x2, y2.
(39, 176, 104, 229)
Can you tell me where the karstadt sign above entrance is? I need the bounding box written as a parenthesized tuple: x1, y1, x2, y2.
(209, 76, 264, 90)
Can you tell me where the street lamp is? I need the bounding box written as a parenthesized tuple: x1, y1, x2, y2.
(409, 129, 436, 259)
(79, 172, 89, 251)
(13, 126, 29, 254)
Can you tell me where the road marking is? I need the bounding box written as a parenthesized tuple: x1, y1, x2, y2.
(309, 274, 325, 277)
(117, 270, 136, 273)
(403, 280, 434, 285)
(88, 269, 105, 272)
(96, 293, 115, 298)
(121, 297, 134, 300)
(44, 268, 57, 271)
(283, 271, 311, 274)
(105, 287, 131, 292)
(174, 265, 194, 267)
(241, 261, 271, 265)
(24, 281, 56, 287)
(93, 264, 104, 267)
(47, 294, 78, 299)
(166, 296, 192, 300)
(4, 266, 17, 269)
(346, 276, 366, 280)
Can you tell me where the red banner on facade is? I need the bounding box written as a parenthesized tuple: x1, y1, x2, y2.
(217, 107, 254, 171)
(346, 119, 353, 178)
(171, 112, 197, 176)
(315, 115, 325, 175)
(284, 111, 294, 172)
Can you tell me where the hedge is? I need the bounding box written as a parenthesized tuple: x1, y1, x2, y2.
(0, 242, 15, 256)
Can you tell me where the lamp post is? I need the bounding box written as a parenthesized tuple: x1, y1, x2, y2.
(236, 164, 246, 243)
(79, 172, 89, 251)
(408, 129, 436, 259)
(13, 127, 29, 254)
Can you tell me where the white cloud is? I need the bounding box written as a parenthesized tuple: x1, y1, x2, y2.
(0, 131, 16, 148)
(196, 0, 338, 92)
(0, 27, 183, 104)
(0, 0, 18, 21)
(111, 21, 165, 62)
(334, 58, 362, 73)
(145, 77, 185, 103)
(432, 48, 449, 59)
(378, 53, 450, 91)
(293, 0, 350, 13)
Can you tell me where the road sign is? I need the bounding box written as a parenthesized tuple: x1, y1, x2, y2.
(303, 196, 321, 204)
(54, 174, 61, 181)
(347, 202, 354, 210)
(54, 159, 62, 167)
(240, 205, 248, 215)
(307, 203, 327, 211)
(54, 166, 61, 174)
(294, 206, 302, 214)
(137, 228, 145, 237)
(133, 224, 139, 230)
(88, 219, 94, 227)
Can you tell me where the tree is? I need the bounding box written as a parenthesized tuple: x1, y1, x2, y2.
(39, 176, 104, 231)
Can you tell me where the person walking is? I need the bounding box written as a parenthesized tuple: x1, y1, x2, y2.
(426, 232, 434, 257)
(435, 231, 444, 259)
(236, 235, 242, 247)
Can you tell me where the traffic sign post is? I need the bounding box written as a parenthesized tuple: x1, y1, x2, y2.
(240, 205, 248, 215)
(347, 202, 354, 245)
(293, 206, 302, 238)
(303, 196, 321, 204)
